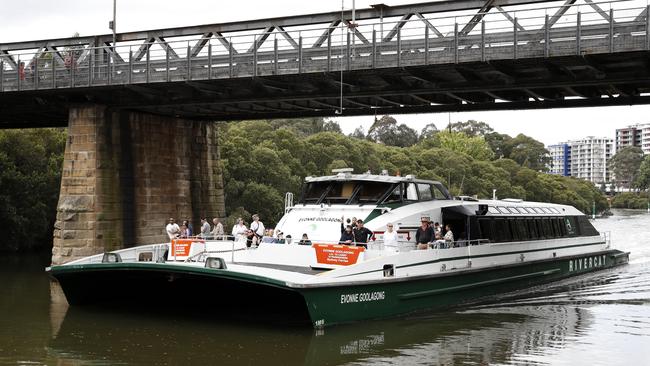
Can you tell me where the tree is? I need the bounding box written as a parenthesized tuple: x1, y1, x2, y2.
(367, 115, 419, 147)
(609, 146, 644, 189)
(504, 133, 550, 171)
(350, 126, 366, 139)
(484, 132, 512, 159)
(447, 120, 494, 136)
(634, 154, 650, 190)
(419, 123, 438, 140)
(436, 131, 494, 161)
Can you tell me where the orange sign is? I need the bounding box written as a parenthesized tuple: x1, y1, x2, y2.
(171, 239, 204, 257)
(313, 244, 365, 266)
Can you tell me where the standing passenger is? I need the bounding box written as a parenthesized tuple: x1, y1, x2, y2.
(165, 218, 180, 240)
(416, 218, 434, 250)
(199, 218, 211, 238)
(231, 218, 247, 239)
(250, 214, 265, 242)
(211, 218, 224, 239)
(353, 219, 373, 248)
(383, 223, 399, 251)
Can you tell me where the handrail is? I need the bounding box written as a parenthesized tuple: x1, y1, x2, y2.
(1, 1, 647, 93)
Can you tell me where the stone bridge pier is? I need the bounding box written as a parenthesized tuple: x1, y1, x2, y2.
(51, 105, 225, 264)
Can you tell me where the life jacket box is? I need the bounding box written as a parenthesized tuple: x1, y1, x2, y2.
(311, 243, 365, 269)
(168, 239, 206, 261)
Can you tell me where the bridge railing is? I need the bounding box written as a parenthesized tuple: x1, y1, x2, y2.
(1, 1, 648, 93)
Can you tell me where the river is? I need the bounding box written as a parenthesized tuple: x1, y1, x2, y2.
(0, 209, 648, 366)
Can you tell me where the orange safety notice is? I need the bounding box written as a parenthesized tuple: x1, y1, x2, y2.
(313, 244, 365, 266)
(171, 239, 204, 257)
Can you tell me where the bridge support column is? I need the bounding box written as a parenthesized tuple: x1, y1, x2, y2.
(51, 105, 224, 264)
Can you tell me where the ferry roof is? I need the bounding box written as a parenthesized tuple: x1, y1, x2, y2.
(305, 172, 443, 186)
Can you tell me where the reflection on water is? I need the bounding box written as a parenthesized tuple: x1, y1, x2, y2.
(0, 209, 649, 366)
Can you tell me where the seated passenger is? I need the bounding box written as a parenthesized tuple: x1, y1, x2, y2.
(285, 235, 293, 245)
(298, 233, 312, 246)
(444, 224, 454, 247)
(260, 236, 275, 244)
(274, 231, 286, 244)
(179, 224, 189, 238)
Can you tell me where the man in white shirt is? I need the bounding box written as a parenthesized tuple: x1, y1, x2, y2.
(165, 218, 180, 240)
(250, 214, 265, 241)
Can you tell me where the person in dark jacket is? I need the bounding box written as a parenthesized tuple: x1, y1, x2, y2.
(415, 218, 434, 250)
(340, 223, 355, 245)
(353, 219, 373, 248)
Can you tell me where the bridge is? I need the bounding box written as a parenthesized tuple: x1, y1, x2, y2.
(2, 0, 649, 263)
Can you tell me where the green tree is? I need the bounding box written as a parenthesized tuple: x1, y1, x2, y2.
(504, 133, 550, 171)
(436, 131, 494, 161)
(367, 115, 419, 147)
(350, 126, 366, 139)
(634, 155, 650, 190)
(609, 146, 644, 189)
(419, 123, 438, 140)
(447, 120, 494, 136)
(0, 128, 66, 252)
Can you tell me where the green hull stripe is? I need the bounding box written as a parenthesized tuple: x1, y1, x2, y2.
(399, 269, 560, 300)
(337, 241, 604, 278)
(49, 262, 290, 289)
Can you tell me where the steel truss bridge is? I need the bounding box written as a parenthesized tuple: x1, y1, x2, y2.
(2, 0, 650, 127)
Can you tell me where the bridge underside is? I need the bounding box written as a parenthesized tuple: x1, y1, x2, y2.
(3, 51, 650, 127)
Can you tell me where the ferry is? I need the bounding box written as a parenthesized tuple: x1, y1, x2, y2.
(47, 169, 629, 327)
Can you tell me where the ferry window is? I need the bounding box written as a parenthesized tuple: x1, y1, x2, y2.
(564, 217, 577, 236)
(577, 216, 599, 236)
(527, 218, 538, 239)
(542, 218, 553, 237)
(518, 219, 530, 240)
(355, 182, 393, 204)
(405, 183, 418, 201)
(535, 219, 545, 238)
(516, 207, 528, 214)
(533, 207, 544, 214)
(549, 208, 560, 214)
(551, 219, 561, 237)
(541, 207, 553, 214)
(478, 218, 493, 241)
(432, 184, 449, 199)
(497, 206, 510, 214)
(507, 207, 519, 214)
(324, 182, 356, 204)
(417, 184, 433, 201)
(488, 207, 500, 214)
(302, 182, 329, 203)
(383, 185, 403, 204)
(494, 218, 511, 242)
(508, 219, 520, 241)
(524, 207, 536, 214)
(557, 218, 567, 237)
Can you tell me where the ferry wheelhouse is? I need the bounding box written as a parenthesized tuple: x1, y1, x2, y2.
(47, 170, 629, 327)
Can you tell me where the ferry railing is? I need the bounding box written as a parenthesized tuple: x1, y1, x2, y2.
(1, 0, 647, 93)
(601, 231, 612, 248)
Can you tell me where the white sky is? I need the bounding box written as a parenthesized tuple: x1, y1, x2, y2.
(1, 0, 649, 145)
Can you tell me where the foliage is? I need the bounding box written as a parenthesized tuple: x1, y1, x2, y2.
(610, 192, 649, 209)
(218, 118, 608, 226)
(609, 146, 644, 189)
(634, 155, 650, 190)
(367, 115, 419, 147)
(447, 120, 494, 136)
(0, 129, 66, 252)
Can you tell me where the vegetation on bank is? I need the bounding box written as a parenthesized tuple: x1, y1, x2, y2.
(0, 129, 66, 252)
(220, 117, 607, 227)
(610, 192, 649, 209)
(0, 118, 612, 252)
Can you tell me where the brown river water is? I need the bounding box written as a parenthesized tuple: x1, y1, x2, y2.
(1, 209, 648, 365)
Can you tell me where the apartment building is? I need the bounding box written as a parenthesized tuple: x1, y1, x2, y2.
(615, 123, 650, 154)
(547, 137, 613, 183)
(548, 143, 571, 176)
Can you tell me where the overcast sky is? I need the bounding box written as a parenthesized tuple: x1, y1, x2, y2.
(2, 0, 649, 145)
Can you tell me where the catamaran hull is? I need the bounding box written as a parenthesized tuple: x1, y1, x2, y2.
(49, 249, 628, 327)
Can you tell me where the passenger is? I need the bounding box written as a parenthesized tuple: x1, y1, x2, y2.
(383, 223, 399, 251)
(285, 235, 293, 245)
(182, 220, 193, 237)
(434, 232, 446, 249)
(18, 61, 25, 81)
(351, 217, 358, 229)
(231, 218, 247, 239)
(179, 224, 189, 238)
(260, 235, 275, 244)
(416, 218, 434, 250)
(250, 214, 265, 242)
(211, 218, 224, 239)
(165, 218, 180, 240)
(199, 218, 211, 238)
(444, 224, 454, 246)
(353, 219, 373, 249)
(299, 233, 312, 246)
(339, 224, 355, 245)
(275, 231, 286, 244)
(245, 229, 255, 248)
(433, 222, 442, 236)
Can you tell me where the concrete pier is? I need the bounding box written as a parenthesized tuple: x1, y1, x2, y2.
(51, 105, 224, 264)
